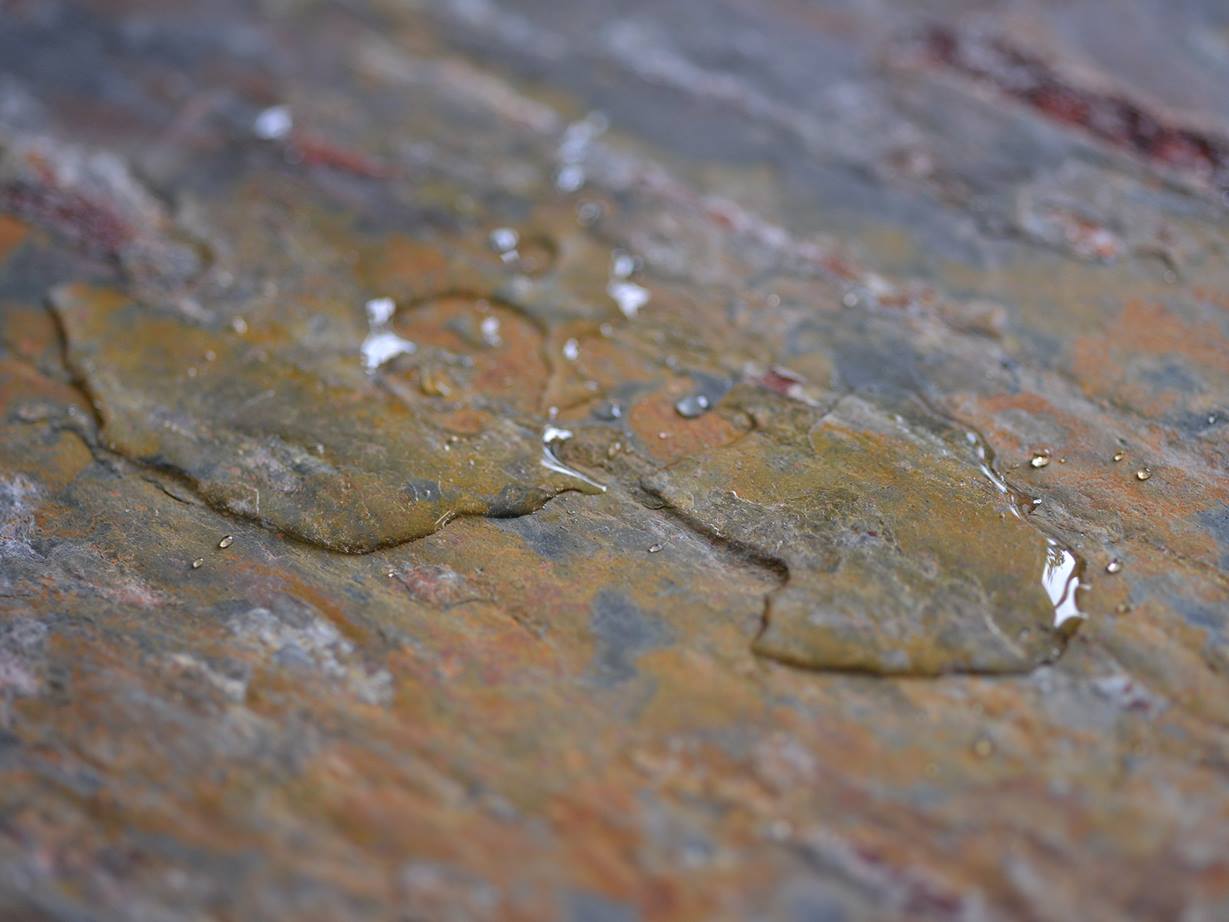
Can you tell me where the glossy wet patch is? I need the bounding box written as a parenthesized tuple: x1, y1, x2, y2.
(643, 389, 1084, 676)
(51, 284, 602, 553)
(384, 293, 550, 414)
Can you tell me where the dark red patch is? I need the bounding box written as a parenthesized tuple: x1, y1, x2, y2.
(289, 133, 394, 180)
(0, 180, 134, 257)
(922, 27, 1229, 195)
(755, 366, 807, 399)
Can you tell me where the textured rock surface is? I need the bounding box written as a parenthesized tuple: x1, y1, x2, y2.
(1, 1, 1229, 919)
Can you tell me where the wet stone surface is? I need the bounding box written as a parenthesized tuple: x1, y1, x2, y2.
(1, 1, 1229, 920)
(644, 390, 1083, 675)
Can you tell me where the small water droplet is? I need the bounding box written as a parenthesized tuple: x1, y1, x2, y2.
(562, 338, 580, 361)
(191, 557, 204, 569)
(218, 535, 234, 549)
(230, 317, 248, 335)
(1113, 450, 1125, 462)
(489, 227, 519, 254)
(480, 315, 502, 347)
(361, 330, 416, 371)
(365, 297, 396, 325)
(608, 280, 649, 318)
(204, 350, 216, 362)
(1135, 468, 1152, 481)
(648, 542, 663, 553)
(253, 105, 293, 140)
(1115, 602, 1132, 614)
(972, 736, 995, 758)
(1029, 450, 1051, 469)
(1105, 558, 1122, 574)
(577, 201, 603, 225)
(593, 400, 623, 421)
(555, 164, 585, 192)
(675, 393, 711, 419)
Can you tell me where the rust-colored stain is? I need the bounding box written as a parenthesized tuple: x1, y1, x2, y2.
(1, 1, 1228, 920)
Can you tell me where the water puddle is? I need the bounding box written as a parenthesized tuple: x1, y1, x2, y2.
(642, 388, 1089, 676)
(51, 283, 603, 552)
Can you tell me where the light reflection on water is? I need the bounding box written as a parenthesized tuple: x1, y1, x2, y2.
(1042, 539, 1085, 632)
(963, 429, 1085, 632)
(541, 425, 606, 492)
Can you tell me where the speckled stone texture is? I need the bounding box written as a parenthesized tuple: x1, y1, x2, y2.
(1, 1, 1228, 920)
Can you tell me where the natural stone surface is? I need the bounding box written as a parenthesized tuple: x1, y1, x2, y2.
(1, 1, 1229, 920)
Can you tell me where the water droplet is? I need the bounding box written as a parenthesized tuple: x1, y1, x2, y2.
(593, 400, 623, 421)
(972, 736, 995, 758)
(577, 201, 603, 225)
(218, 535, 234, 549)
(541, 425, 606, 492)
(608, 280, 649, 318)
(1105, 558, 1122, 574)
(611, 252, 636, 279)
(191, 557, 204, 569)
(555, 164, 585, 192)
(489, 227, 519, 255)
(562, 338, 579, 361)
(253, 105, 293, 140)
(204, 350, 216, 362)
(479, 315, 502, 347)
(230, 317, 248, 335)
(512, 235, 556, 276)
(1029, 450, 1051, 469)
(1115, 602, 1132, 614)
(365, 297, 396, 326)
(648, 542, 663, 553)
(1112, 450, 1125, 462)
(1135, 468, 1152, 481)
(675, 393, 711, 419)
(361, 330, 416, 371)
(556, 111, 607, 192)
